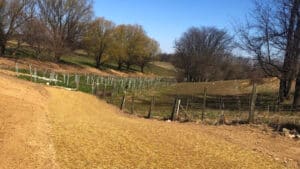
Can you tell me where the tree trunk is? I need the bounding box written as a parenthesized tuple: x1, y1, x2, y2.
(118, 62, 122, 70)
(140, 65, 144, 73)
(95, 52, 103, 69)
(291, 1, 300, 109)
(279, 79, 293, 102)
(293, 73, 300, 110)
(96, 56, 101, 68)
(0, 42, 6, 56)
(279, 0, 300, 102)
(126, 63, 131, 70)
(292, 17, 300, 109)
(54, 52, 61, 62)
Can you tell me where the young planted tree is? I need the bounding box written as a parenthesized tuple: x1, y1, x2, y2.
(0, 0, 35, 56)
(84, 17, 115, 68)
(37, 0, 93, 61)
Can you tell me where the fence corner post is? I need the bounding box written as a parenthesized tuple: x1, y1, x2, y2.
(248, 82, 257, 123)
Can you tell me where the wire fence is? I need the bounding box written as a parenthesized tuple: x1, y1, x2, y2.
(4, 63, 300, 131)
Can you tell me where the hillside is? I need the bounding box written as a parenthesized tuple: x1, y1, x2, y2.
(0, 72, 299, 168)
(1, 43, 177, 78)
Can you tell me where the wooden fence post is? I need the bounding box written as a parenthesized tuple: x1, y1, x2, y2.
(103, 82, 107, 98)
(34, 68, 37, 82)
(171, 97, 178, 121)
(91, 81, 95, 94)
(237, 96, 242, 121)
(218, 97, 226, 125)
(29, 64, 32, 81)
(267, 104, 270, 119)
(130, 95, 135, 114)
(185, 97, 190, 111)
(63, 74, 66, 84)
(202, 87, 207, 121)
(248, 83, 257, 123)
(55, 74, 58, 85)
(75, 74, 80, 90)
(66, 74, 69, 86)
(43, 69, 47, 79)
(15, 63, 19, 76)
(175, 99, 181, 120)
(147, 96, 155, 119)
(120, 92, 126, 111)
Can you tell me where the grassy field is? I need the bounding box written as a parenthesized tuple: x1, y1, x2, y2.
(5, 42, 178, 77)
(61, 54, 177, 77)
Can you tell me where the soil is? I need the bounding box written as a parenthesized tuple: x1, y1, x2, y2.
(0, 72, 299, 168)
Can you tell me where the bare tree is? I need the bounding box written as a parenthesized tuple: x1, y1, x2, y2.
(21, 17, 49, 59)
(83, 17, 115, 68)
(174, 27, 233, 82)
(37, 0, 93, 61)
(236, 0, 300, 102)
(0, 0, 34, 56)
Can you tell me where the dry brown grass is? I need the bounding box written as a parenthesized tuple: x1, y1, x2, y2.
(151, 61, 177, 71)
(165, 78, 280, 96)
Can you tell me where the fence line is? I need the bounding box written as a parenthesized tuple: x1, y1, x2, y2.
(5, 63, 300, 127)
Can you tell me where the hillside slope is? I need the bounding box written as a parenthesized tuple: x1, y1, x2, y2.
(0, 74, 298, 168)
(0, 57, 177, 78)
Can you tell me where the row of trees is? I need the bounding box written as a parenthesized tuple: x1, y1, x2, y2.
(0, 0, 93, 59)
(0, 0, 159, 72)
(83, 19, 159, 72)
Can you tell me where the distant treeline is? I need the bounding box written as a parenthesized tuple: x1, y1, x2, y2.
(0, 0, 159, 72)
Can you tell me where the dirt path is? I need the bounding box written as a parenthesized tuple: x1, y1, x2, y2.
(0, 74, 298, 169)
(0, 74, 58, 169)
(47, 87, 284, 169)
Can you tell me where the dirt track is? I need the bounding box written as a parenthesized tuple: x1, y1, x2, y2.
(0, 74, 58, 169)
(0, 74, 299, 168)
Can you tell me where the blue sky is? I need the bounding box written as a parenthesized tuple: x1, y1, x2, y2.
(94, 0, 252, 53)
